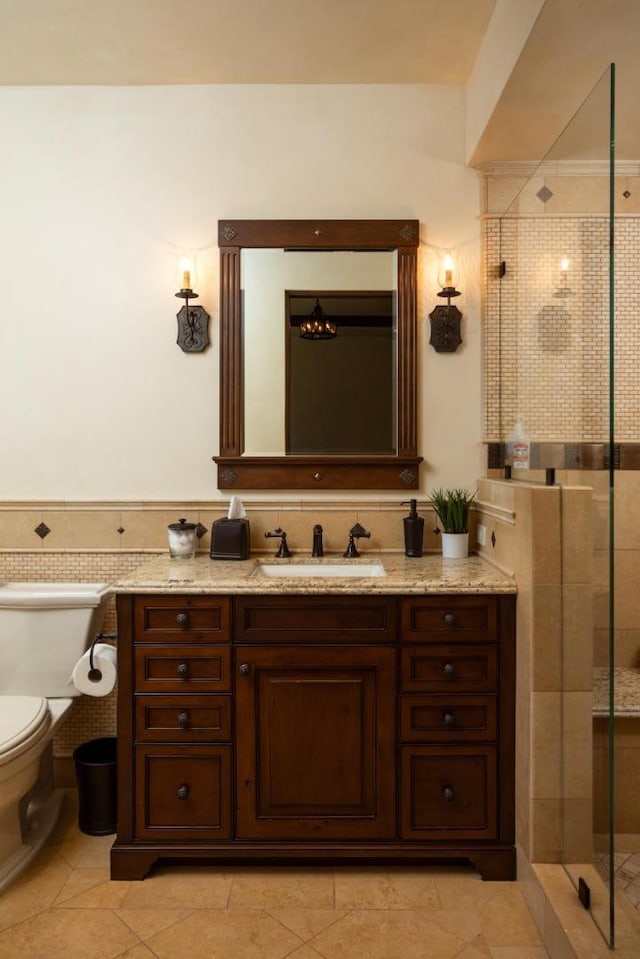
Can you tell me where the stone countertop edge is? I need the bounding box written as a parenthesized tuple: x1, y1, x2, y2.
(110, 553, 516, 595)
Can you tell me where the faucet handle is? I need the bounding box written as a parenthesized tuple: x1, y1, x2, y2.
(349, 522, 370, 540)
(265, 527, 292, 558)
(343, 522, 371, 558)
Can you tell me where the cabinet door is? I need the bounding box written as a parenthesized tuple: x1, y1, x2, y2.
(400, 745, 497, 841)
(236, 646, 396, 839)
(135, 744, 232, 840)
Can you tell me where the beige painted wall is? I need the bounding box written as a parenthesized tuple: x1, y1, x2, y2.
(0, 83, 484, 502)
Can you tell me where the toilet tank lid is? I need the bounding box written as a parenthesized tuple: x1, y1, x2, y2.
(0, 583, 110, 608)
(0, 696, 50, 759)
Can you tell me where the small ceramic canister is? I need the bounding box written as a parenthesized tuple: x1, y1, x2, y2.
(167, 518, 197, 558)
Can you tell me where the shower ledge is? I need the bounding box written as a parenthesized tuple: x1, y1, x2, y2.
(593, 666, 640, 717)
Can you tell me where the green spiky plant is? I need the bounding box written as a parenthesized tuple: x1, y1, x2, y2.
(428, 487, 477, 534)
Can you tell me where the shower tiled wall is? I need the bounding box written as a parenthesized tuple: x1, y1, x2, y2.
(482, 169, 640, 868)
(476, 478, 594, 865)
(482, 174, 640, 444)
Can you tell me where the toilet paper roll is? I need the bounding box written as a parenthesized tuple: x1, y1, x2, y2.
(71, 643, 118, 697)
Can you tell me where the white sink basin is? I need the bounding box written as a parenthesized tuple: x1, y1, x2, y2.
(256, 563, 385, 579)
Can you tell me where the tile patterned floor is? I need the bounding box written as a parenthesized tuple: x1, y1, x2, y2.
(0, 790, 550, 959)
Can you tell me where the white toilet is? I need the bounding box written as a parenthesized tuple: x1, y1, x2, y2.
(0, 582, 110, 891)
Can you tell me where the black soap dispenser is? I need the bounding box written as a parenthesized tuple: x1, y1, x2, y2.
(402, 499, 424, 557)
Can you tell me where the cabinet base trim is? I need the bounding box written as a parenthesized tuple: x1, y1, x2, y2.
(111, 841, 516, 882)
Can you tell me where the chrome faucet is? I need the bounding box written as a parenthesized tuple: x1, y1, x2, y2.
(265, 527, 292, 558)
(312, 524, 324, 557)
(343, 522, 371, 558)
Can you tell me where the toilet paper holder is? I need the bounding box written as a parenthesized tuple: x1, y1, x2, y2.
(88, 631, 117, 681)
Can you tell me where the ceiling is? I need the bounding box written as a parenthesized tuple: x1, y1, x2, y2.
(1, 0, 638, 164)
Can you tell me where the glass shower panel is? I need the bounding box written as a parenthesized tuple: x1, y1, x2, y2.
(493, 65, 615, 946)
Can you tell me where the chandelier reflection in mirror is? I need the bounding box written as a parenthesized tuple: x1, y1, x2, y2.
(299, 298, 337, 340)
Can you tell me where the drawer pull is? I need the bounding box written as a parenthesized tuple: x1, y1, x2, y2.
(177, 711, 189, 728)
(443, 613, 456, 626)
(442, 786, 455, 802)
(176, 612, 190, 627)
(443, 662, 455, 678)
(239, 663, 250, 676)
(443, 712, 455, 727)
(177, 784, 190, 801)
(176, 663, 189, 677)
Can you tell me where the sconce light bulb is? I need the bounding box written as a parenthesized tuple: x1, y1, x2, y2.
(438, 252, 456, 290)
(178, 254, 195, 290)
(560, 256, 570, 273)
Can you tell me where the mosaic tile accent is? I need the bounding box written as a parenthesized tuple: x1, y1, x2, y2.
(483, 213, 640, 443)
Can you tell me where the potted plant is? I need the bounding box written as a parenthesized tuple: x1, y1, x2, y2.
(428, 487, 477, 559)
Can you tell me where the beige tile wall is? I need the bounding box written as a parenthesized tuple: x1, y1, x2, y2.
(476, 478, 594, 865)
(0, 501, 448, 556)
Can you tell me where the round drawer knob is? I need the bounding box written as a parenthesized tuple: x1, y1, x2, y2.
(443, 613, 455, 626)
(313, 472, 322, 481)
(176, 612, 190, 626)
(443, 712, 455, 727)
(442, 786, 455, 802)
(239, 663, 250, 676)
(177, 711, 189, 728)
(176, 663, 189, 677)
(443, 663, 455, 677)
(177, 784, 190, 801)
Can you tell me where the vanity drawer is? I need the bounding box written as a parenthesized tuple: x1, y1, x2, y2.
(400, 745, 497, 840)
(135, 695, 232, 742)
(134, 596, 231, 643)
(134, 645, 231, 693)
(400, 645, 498, 693)
(234, 595, 397, 644)
(401, 597, 497, 643)
(135, 744, 232, 841)
(400, 694, 497, 743)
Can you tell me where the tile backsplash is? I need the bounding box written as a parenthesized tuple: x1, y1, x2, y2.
(0, 499, 452, 759)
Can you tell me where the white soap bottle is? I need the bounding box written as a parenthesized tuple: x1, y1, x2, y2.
(506, 417, 530, 470)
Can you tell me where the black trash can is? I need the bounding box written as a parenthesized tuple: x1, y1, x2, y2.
(73, 736, 117, 836)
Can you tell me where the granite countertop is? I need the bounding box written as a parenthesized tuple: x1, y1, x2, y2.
(111, 552, 516, 595)
(593, 666, 640, 717)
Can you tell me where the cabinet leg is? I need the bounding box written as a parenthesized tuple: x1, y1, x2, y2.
(110, 846, 159, 881)
(471, 848, 517, 881)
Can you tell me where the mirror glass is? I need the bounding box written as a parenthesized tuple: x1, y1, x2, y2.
(216, 219, 419, 491)
(242, 249, 397, 455)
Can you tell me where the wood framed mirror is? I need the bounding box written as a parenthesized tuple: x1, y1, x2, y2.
(215, 219, 421, 490)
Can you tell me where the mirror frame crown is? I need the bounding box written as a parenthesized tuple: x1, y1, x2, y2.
(215, 219, 422, 490)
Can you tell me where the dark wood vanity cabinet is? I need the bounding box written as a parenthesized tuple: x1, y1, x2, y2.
(112, 592, 515, 882)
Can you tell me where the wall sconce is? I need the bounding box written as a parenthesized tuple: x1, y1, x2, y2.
(174, 255, 210, 352)
(429, 253, 462, 352)
(299, 297, 337, 340)
(553, 255, 573, 298)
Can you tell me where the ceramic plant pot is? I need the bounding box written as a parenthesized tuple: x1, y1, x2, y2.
(441, 531, 469, 559)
